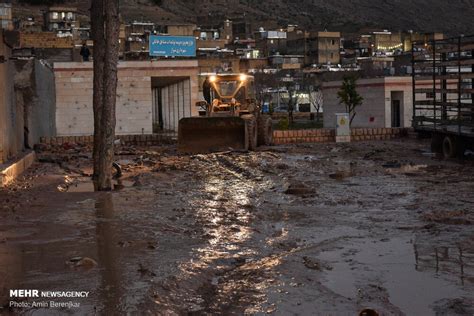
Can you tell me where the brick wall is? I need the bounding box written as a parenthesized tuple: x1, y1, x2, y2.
(20, 32, 74, 49)
(271, 112, 317, 120)
(273, 129, 335, 144)
(273, 128, 409, 144)
(39, 128, 409, 147)
(40, 134, 175, 147)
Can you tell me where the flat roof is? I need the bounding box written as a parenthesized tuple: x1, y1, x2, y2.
(48, 7, 78, 12)
(269, 54, 304, 58)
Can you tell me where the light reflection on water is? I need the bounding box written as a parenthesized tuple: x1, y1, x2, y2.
(164, 156, 282, 314)
(190, 176, 254, 261)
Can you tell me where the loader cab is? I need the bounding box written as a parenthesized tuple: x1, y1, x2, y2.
(198, 74, 257, 116)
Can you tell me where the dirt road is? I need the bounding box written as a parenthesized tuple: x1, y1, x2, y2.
(1, 139, 474, 315)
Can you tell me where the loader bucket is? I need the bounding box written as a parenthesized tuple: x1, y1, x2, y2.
(178, 117, 247, 154)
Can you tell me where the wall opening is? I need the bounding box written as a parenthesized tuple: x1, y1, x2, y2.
(151, 76, 191, 133)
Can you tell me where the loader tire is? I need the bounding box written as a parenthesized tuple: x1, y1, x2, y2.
(242, 114, 257, 151)
(258, 115, 273, 146)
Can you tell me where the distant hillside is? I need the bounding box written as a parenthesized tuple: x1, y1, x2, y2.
(12, 0, 474, 36)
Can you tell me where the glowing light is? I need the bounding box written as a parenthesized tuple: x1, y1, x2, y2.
(209, 75, 217, 82)
(377, 43, 403, 50)
(239, 74, 247, 82)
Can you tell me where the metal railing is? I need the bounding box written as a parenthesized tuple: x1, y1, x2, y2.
(412, 35, 474, 137)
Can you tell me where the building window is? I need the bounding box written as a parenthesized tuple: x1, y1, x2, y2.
(51, 12, 59, 20)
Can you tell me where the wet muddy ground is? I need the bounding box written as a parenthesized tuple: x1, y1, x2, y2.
(1, 139, 474, 315)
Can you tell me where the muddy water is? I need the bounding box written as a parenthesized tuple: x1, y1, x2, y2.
(319, 236, 471, 315)
(1, 140, 474, 315)
(258, 142, 474, 315)
(0, 194, 130, 315)
(0, 169, 204, 314)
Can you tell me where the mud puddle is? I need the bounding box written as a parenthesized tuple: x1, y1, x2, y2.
(319, 236, 472, 315)
(57, 177, 135, 192)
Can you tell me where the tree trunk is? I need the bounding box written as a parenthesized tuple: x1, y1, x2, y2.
(350, 111, 356, 125)
(91, 0, 120, 191)
(91, 0, 105, 180)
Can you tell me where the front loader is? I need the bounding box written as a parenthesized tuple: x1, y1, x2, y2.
(178, 74, 273, 154)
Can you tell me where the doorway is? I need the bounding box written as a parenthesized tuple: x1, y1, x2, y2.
(391, 100, 401, 128)
(390, 91, 404, 128)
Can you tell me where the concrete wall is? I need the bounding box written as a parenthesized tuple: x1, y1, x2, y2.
(32, 59, 56, 142)
(1, 31, 57, 163)
(13, 59, 56, 148)
(323, 78, 387, 128)
(53, 60, 199, 136)
(0, 30, 23, 163)
(323, 76, 413, 129)
(36, 48, 75, 63)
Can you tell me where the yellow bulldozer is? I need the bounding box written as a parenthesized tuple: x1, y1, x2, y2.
(178, 74, 273, 153)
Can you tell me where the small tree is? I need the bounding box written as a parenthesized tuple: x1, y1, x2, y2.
(286, 84, 299, 126)
(337, 75, 363, 125)
(309, 89, 323, 123)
